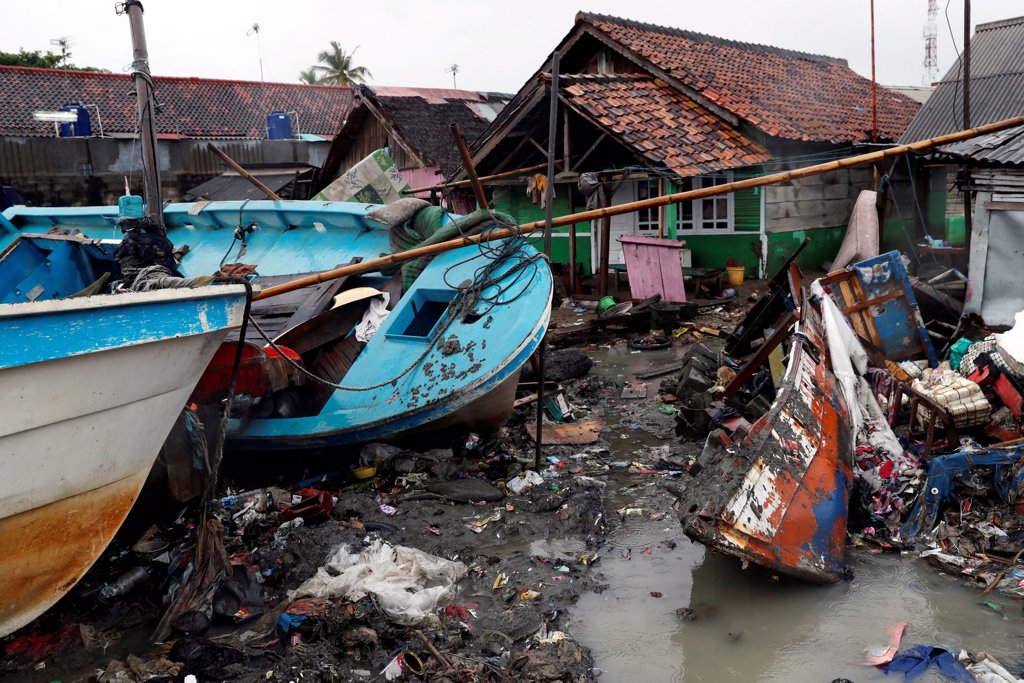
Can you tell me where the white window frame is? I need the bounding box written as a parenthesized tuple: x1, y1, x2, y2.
(635, 179, 660, 233)
(675, 172, 735, 234)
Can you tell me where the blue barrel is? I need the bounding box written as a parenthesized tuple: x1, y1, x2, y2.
(58, 103, 92, 137)
(267, 111, 292, 139)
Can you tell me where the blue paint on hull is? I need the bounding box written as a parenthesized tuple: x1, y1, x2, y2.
(1, 200, 553, 448)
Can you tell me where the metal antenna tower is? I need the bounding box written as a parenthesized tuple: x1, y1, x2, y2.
(247, 23, 264, 83)
(445, 64, 459, 89)
(49, 36, 73, 68)
(924, 0, 939, 84)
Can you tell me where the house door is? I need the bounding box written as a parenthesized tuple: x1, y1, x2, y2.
(589, 180, 660, 272)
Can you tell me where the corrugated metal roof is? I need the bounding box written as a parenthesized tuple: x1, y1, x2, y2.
(939, 123, 1024, 165)
(900, 15, 1024, 144)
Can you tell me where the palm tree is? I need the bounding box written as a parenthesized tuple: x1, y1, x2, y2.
(302, 42, 372, 86)
(298, 67, 319, 85)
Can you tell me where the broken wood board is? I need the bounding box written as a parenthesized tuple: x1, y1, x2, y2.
(621, 382, 648, 399)
(525, 420, 602, 445)
(635, 362, 684, 380)
(513, 384, 564, 408)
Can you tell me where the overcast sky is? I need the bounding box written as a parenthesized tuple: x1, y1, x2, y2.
(5, 1, 1021, 93)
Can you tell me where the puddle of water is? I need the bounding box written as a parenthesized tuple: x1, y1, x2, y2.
(572, 346, 1024, 683)
(575, 515, 1024, 682)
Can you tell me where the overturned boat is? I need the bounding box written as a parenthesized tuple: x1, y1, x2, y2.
(675, 286, 854, 584)
(0, 200, 552, 451)
(0, 232, 246, 636)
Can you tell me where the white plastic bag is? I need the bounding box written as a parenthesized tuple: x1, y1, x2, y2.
(293, 539, 466, 625)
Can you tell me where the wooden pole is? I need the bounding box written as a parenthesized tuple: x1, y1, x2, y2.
(252, 116, 1024, 301)
(405, 159, 564, 195)
(870, 0, 878, 143)
(207, 143, 282, 201)
(450, 123, 489, 210)
(536, 51, 559, 471)
(597, 182, 611, 298)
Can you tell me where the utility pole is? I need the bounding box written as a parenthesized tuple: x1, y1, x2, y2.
(120, 1, 164, 229)
(962, 0, 972, 247)
(924, 0, 939, 84)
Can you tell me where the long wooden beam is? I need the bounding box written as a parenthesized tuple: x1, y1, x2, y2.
(253, 116, 1024, 301)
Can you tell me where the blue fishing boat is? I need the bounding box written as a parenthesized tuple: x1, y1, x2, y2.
(0, 199, 553, 451)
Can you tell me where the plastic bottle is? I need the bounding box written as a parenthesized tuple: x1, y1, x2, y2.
(98, 566, 151, 604)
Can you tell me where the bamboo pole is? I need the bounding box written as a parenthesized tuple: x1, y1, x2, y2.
(450, 123, 489, 210)
(207, 143, 282, 201)
(253, 116, 1024, 301)
(405, 159, 564, 194)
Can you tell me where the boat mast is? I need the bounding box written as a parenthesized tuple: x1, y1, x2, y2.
(121, 0, 164, 231)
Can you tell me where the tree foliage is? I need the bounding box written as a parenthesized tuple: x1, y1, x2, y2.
(299, 43, 371, 86)
(0, 48, 108, 72)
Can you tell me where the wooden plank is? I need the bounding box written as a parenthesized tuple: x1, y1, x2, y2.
(525, 419, 602, 445)
(840, 289, 906, 315)
(635, 362, 684, 380)
(721, 312, 799, 399)
(847, 274, 884, 348)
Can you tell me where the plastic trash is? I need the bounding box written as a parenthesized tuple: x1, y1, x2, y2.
(293, 539, 467, 626)
(506, 470, 544, 494)
(98, 566, 151, 604)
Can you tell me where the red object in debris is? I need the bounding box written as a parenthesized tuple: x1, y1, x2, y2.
(280, 488, 334, 523)
(192, 341, 304, 403)
(3, 623, 82, 663)
(994, 374, 1024, 418)
(878, 460, 895, 479)
(444, 604, 473, 620)
(967, 365, 994, 387)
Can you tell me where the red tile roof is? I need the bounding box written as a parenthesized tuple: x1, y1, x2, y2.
(562, 74, 770, 175)
(580, 13, 921, 143)
(0, 66, 353, 139)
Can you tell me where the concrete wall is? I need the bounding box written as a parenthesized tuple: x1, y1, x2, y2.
(0, 136, 330, 206)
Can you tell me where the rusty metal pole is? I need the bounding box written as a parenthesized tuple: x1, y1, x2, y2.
(122, 0, 163, 229)
(536, 51, 559, 471)
(450, 123, 489, 210)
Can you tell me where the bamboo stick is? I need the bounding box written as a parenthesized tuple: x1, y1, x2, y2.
(253, 116, 1024, 301)
(207, 143, 283, 201)
(405, 159, 564, 194)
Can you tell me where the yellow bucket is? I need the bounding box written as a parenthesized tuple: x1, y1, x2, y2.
(726, 265, 745, 286)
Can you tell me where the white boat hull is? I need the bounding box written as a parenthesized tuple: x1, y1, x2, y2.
(0, 288, 246, 637)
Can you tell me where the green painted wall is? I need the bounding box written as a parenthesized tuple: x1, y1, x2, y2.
(682, 233, 760, 274)
(492, 185, 592, 272)
(766, 226, 846, 273)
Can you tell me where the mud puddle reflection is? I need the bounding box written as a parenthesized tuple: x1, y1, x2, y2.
(570, 345, 1024, 682)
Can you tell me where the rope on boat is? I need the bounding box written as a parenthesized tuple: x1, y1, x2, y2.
(245, 213, 547, 393)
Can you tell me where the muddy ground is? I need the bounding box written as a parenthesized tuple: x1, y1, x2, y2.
(1, 295, 751, 683)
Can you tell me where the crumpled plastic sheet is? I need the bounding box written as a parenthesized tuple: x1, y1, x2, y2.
(901, 447, 1024, 541)
(292, 539, 467, 625)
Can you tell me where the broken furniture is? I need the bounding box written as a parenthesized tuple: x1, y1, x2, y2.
(887, 382, 960, 457)
(821, 251, 938, 366)
(682, 267, 723, 298)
